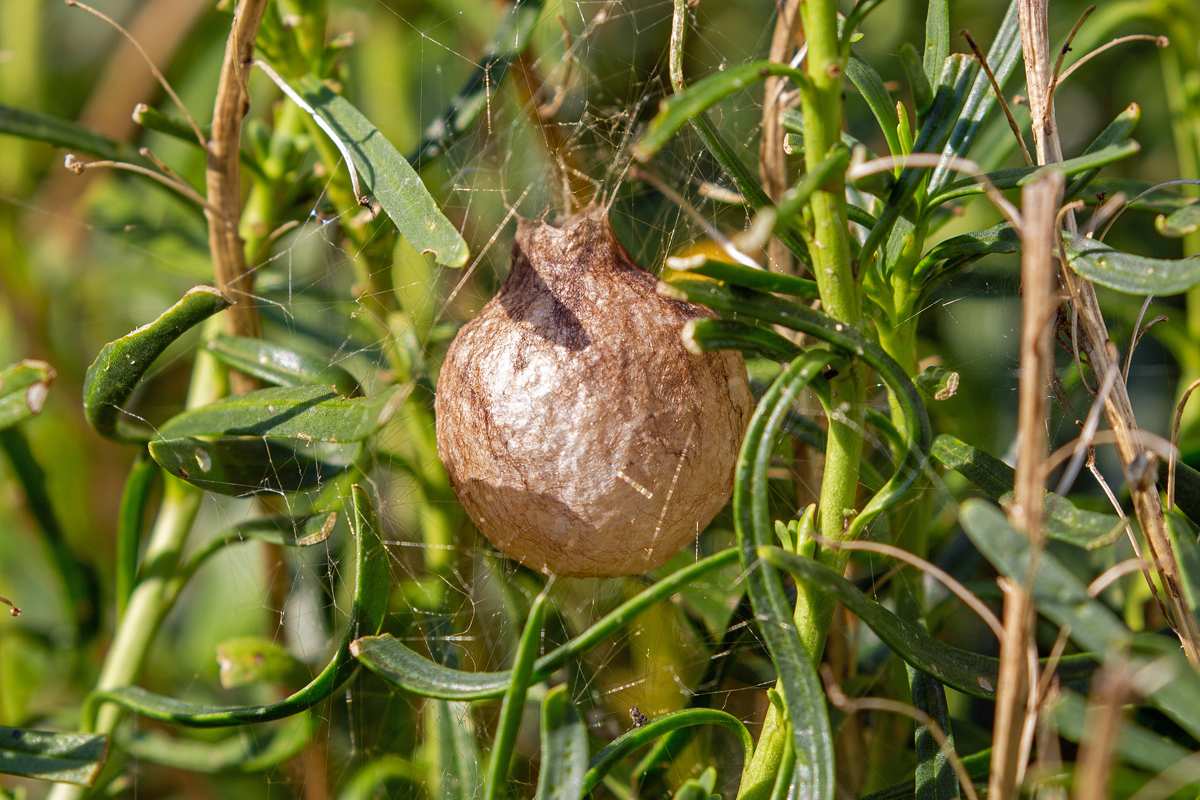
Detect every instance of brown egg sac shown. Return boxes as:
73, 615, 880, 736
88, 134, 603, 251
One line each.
435, 208, 753, 577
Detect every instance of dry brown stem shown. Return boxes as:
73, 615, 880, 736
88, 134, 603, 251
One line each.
988, 169, 1064, 800
1073, 662, 1134, 800
1018, 0, 1200, 668
760, 0, 803, 277
206, 0, 269, 394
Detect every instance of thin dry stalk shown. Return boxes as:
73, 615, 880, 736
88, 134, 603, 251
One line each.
1169, 379, 1200, 511
820, 666, 981, 800
759, 0, 803, 277
1073, 663, 1134, 800
1019, 0, 1200, 669
989, 169, 1064, 800
206, 0, 269, 394
811, 534, 1004, 641
961, 30, 1033, 167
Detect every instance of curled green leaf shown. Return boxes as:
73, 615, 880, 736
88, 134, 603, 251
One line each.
83, 286, 231, 443
159, 383, 409, 443
534, 687, 588, 800
351, 549, 740, 699
634, 62, 810, 161
0, 359, 55, 431
1156, 202, 1200, 238
123, 713, 314, 774
932, 434, 1124, 550
582, 709, 754, 795
206, 334, 360, 397
296, 75, 470, 267
0, 726, 108, 786
1066, 234, 1200, 295
216, 636, 311, 689
149, 436, 358, 495
91, 485, 388, 728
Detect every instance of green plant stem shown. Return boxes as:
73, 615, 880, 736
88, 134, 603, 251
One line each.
792, 0, 865, 664
482, 590, 548, 800
44, 341, 225, 800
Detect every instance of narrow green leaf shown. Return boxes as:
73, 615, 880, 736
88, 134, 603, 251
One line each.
216, 636, 311, 689
92, 485, 388, 727
425, 700, 481, 800
1052, 689, 1189, 773
0, 427, 102, 640
410, 0, 544, 165
861, 55, 981, 269
582, 709, 754, 795
483, 590, 549, 800
159, 383, 409, 443
775, 145, 853, 230
149, 436, 358, 495
533, 685, 587, 800
336, 756, 423, 800
1157, 202, 1200, 238
83, 286, 231, 443
929, 0, 1022, 192
633, 62, 810, 161
923, 0, 950, 88
1066, 233, 1200, 295
1172, 460, 1200, 528
858, 750, 991, 800
0, 726, 108, 786
123, 713, 314, 773
206, 334, 360, 397
131, 104, 264, 181
682, 318, 802, 363
0, 359, 55, 431
1063, 103, 1141, 201
758, 546, 1096, 699
845, 54, 903, 158
295, 75, 470, 268
665, 257, 818, 299
959, 499, 1200, 742
900, 43, 934, 119
932, 434, 1124, 549
929, 141, 1142, 207
661, 278, 931, 534
913, 223, 1020, 291
0, 103, 140, 164
735, 356, 838, 800
169, 512, 339, 602
116, 453, 158, 618
351, 549, 740, 699
911, 671, 958, 800
1165, 510, 1200, 620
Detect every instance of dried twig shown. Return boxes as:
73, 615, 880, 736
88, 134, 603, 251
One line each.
989, 169, 1063, 800
63, 154, 221, 216
1019, 0, 1200, 669
64, 0, 206, 147
205, 0, 270, 393
1056, 34, 1170, 88
760, 0, 803, 276
1073, 662, 1134, 800
811, 534, 1004, 641
962, 30, 1033, 167
1046, 5, 1095, 113
821, 666, 981, 800
1086, 453, 1176, 633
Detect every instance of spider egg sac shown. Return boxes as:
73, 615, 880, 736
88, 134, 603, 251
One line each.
434, 208, 753, 577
